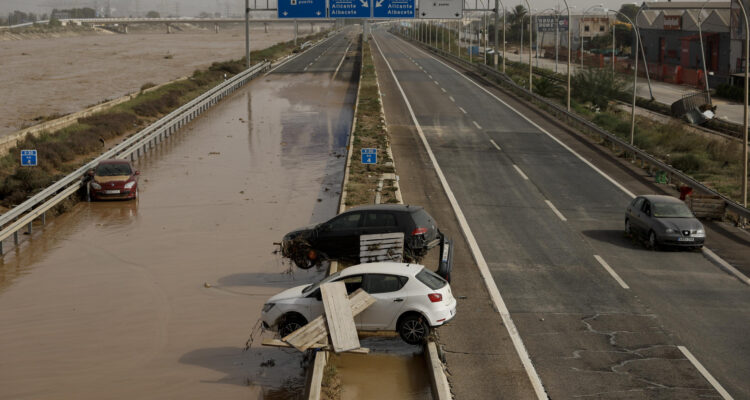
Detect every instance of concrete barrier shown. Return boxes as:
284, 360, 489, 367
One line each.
425, 341, 452, 400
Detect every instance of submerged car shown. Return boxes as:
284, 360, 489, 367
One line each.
261, 262, 457, 344
280, 204, 448, 270
87, 159, 139, 201
625, 195, 705, 249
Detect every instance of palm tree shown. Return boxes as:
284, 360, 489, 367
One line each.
509, 4, 527, 25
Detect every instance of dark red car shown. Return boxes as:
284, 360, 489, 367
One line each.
87, 159, 139, 201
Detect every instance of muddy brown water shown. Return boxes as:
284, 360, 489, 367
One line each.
0, 68, 352, 398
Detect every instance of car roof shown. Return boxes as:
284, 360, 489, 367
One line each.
638, 195, 684, 204
97, 159, 131, 165
346, 204, 423, 213
339, 262, 425, 277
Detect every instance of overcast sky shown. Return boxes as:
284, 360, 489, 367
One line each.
0, 0, 646, 18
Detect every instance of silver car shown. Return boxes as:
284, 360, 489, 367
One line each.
625, 195, 705, 250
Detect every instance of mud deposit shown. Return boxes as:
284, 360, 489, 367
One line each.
335, 337, 432, 400
0, 24, 321, 136
0, 66, 353, 398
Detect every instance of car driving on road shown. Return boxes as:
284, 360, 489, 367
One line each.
261, 262, 457, 344
86, 159, 140, 201
280, 204, 447, 269
625, 195, 705, 249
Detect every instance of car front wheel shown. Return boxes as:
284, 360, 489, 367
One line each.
398, 314, 430, 345
278, 313, 307, 338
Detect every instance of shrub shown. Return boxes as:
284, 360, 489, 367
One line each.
671, 153, 705, 173
572, 69, 626, 111
715, 83, 743, 102
140, 82, 156, 91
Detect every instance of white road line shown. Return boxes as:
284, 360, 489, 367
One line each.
490, 139, 501, 151
544, 200, 567, 221
679, 346, 734, 400
372, 34, 548, 400
449, 96, 455, 102
593, 255, 630, 289
512, 164, 529, 180
396, 34, 636, 199
304, 66, 308, 71
434, 80, 440, 85
332, 40, 353, 81
459, 107, 467, 114
428, 74, 433, 79
473, 121, 482, 130
441, 87, 447, 93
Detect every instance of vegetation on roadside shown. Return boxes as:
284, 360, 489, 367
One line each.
0, 31, 328, 210
344, 37, 399, 206
320, 355, 342, 400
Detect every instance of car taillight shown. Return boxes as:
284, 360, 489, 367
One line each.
412, 227, 428, 236
428, 293, 442, 303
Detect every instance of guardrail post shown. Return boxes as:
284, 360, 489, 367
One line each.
14, 231, 19, 245
0, 240, 3, 255
27, 222, 32, 235
41, 212, 46, 225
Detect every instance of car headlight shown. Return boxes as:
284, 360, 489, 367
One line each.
262, 303, 275, 313
90, 182, 101, 190
124, 181, 136, 189
694, 229, 705, 236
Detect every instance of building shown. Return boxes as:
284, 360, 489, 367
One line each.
637, 2, 732, 88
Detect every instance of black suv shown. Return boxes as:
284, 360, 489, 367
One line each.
280, 204, 451, 279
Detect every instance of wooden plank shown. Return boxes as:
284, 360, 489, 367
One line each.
261, 339, 370, 354
308, 351, 327, 400
349, 289, 376, 316
283, 316, 327, 351
360, 232, 405, 241
321, 282, 360, 353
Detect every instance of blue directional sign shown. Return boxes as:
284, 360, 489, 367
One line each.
278, 0, 326, 19
374, 0, 415, 18
21, 150, 37, 166
361, 148, 377, 164
330, 0, 371, 18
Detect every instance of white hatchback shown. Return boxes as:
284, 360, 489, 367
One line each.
261, 262, 457, 344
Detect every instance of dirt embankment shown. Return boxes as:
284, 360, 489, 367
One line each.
0, 23, 320, 137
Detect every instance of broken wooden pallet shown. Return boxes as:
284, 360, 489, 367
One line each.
281, 288, 375, 353
360, 232, 404, 262
321, 282, 360, 353
261, 339, 370, 354
687, 195, 725, 219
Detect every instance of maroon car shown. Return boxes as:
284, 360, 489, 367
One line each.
88, 159, 139, 201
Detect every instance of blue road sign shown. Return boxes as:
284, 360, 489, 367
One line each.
361, 148, 377, 164
330, 0, 371, 18
21, 150, 37, 166
374, 0, 415, 18
278, 0, 326, 19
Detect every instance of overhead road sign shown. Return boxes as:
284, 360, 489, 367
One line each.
419, 0, 462, 19
330, 0, 371, 18
278, 0, 326, 18
374, 0, 415, 18
21, 150, 37, 166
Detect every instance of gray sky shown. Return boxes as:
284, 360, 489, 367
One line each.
0, 0, 646, 18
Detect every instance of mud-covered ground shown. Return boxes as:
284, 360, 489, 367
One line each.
0, 23, 325, 136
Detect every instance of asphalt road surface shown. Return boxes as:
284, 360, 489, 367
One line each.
372, 28, 750, 399
0, 29, 357, 399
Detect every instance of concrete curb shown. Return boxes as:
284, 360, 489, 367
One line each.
338, 34, 364, 215
702, 247, 750, 286
425, 341, 452, 400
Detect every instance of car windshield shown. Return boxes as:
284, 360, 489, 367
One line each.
302, 271, 341, 294
96, 163, 132, 176
653, 202, 693, 218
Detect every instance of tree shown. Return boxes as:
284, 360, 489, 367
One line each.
146, 11, 160, 18
618, 4, 639, 23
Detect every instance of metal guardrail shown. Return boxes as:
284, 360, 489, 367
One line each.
0, 61, 271, 254
398, 33, 750, 222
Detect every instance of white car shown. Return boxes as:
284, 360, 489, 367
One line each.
261, 262, 457, 344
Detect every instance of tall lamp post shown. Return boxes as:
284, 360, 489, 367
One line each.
495, 0, 506, 71
697, 0, 713, 103
245, 0, 250, 68
737, 0, 749, 213
524, 0, 533, 91
562, 0, 571, 111
606, 9, 638, 145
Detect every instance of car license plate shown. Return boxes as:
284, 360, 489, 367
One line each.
677, 237, 695, 242
104, 190, 120, 194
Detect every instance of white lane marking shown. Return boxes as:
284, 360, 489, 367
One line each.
434, 80, 440, 86
304, 66, 308, 71
459, 107, 467, 114
702, 247, 750, 286
679, 346, 734, 400
332, 40, 353, 81
428, 74, 433, 79
490, 139, 501, 151
264, 33, 338, 76
449, 96, 455, 102
513, 164, 529, 180
396, 34, 636, 199
544, 200, 567, 221
441, 87, 447, 93
473, 120, 482, 130
593, 255, 630, 289
372, 34, 548, 400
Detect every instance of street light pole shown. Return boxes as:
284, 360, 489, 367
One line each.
697, 0, 712, 103
524, 0, 532, 91
245, 0, 250, 68
607, 10, 638, 145
563, 0, 570, 111
737, 0, 749, 213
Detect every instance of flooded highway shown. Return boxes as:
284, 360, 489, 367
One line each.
0, 32, 357, 399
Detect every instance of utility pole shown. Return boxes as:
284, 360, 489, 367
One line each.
245, 0, 250, 68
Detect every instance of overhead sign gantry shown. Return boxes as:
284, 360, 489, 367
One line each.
278, 0, 458, 19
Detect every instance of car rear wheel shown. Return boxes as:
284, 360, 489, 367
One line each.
397, 314, 430, 345
278, 313, 307, 338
